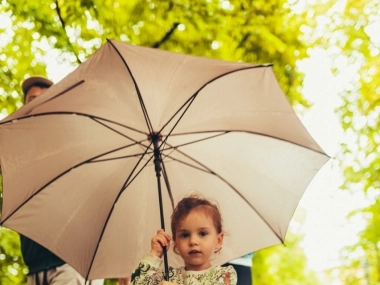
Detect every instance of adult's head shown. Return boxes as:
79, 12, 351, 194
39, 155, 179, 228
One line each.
22, 76, 53, 104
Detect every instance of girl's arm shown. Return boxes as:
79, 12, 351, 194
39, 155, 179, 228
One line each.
131, 230, 172, 285
131, 253, 165, 285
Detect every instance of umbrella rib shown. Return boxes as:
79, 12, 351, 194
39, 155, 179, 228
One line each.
165, 130, 327, 156
160, 156, 175, 210
118, 141, 153, 194
107, 39, 154, 134
0, 142, 146, 225
89, 143, 155, 163
0, 80, 86, 125
88, 116, 147, 136
1, 112, 148, 138
85, 142, 154, 280
43, 80, 85, 103
122, 152, 155, 190
2, 140, 154, 280
162, 132, 229, 151
162, 145, 284, 243
88, 153, 148, 163
160, 153, 211, 174
157, 64, 273, 137
158, 92, 198, 136
155, 93, 198, 158
91, 117, 149, 144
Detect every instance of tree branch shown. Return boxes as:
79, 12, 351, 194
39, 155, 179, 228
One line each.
55, 0, 82, 64
152, 23, 180, 49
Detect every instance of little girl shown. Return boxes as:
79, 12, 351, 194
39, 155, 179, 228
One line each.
131, 195, 237, 285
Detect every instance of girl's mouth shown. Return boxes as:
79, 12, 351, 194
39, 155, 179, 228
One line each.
189, 250, 201, 254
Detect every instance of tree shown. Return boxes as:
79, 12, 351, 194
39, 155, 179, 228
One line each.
0, 229, 26, 285
338, 201, 380, 284
0, 0, 312, 113
251, 207, 323, 285
311, 0, 380, 284
252, 233, 322, 285
0, 0, 314, 283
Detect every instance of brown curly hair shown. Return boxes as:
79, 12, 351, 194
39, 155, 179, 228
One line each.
170, 194, 223, 242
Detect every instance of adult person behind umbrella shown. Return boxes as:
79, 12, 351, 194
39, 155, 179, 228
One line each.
224, 253, 253, 285
19, 75, 104, 285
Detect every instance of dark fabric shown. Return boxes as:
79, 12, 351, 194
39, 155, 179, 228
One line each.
224, 263, 252, 285
20, 234, 65, 275
43, 269, 48, 285
35, 273, 40, 285
33, 269, 50, 285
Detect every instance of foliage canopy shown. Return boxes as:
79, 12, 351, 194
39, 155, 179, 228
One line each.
313, 0, 380, 283
0, 0, 327, 284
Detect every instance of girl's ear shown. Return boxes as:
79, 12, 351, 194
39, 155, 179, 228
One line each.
216, 232, 224, 248
173, 243, 180, 255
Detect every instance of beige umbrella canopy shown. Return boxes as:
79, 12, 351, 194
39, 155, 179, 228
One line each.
0, 40, 329, 280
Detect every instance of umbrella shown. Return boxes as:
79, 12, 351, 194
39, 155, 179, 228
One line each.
0, 39, 329, 280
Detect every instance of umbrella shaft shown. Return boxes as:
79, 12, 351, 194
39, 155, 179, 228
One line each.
152, 135, 169, 280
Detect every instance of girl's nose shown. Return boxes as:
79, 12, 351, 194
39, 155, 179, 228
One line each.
189, 235, 199, 245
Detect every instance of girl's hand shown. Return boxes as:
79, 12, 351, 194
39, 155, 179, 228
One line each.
150, 229, 171, 258
159, 282, 178, 285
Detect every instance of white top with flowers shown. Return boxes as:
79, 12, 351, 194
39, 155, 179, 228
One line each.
131, 253, 237, 285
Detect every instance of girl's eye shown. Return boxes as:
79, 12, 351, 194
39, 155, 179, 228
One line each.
180, 232, 189, 238
199, 231, 208, 237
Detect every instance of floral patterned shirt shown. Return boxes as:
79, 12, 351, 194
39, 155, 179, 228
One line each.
131, 253, 237, 285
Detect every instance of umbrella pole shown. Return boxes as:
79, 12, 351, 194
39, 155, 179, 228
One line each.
152, 133, 170, 281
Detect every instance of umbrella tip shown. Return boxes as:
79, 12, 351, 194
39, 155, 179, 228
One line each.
148, 132, 162, 142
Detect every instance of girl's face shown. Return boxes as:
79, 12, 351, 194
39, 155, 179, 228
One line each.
174, 209, 223, 271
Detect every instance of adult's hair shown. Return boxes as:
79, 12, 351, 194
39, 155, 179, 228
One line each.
170, 194, 223, 241
21, 76, 53, 103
